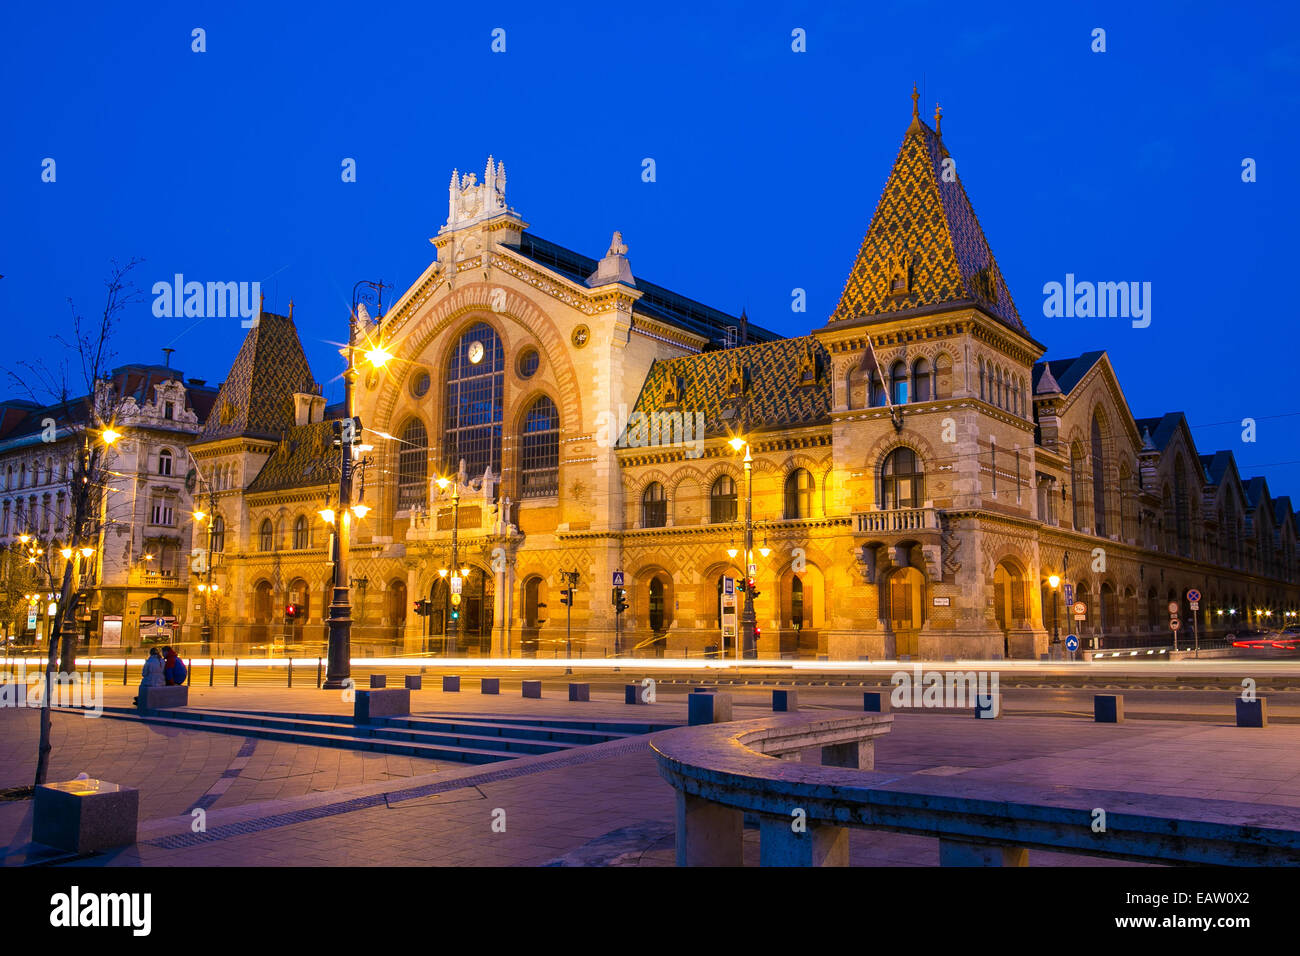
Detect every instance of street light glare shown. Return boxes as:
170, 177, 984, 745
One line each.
319, 507, 336, 524
102, 428, 121, 445
1048, 574, 1061, 589
352, 503, 371, 519
728, 437, 746, 451
364, 346, 393, 369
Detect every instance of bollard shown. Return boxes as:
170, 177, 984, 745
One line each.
316, 658, 322, 689
443, 675, 460, 692
864, 692, 889, 713
772, 689, 798, 712
522, 680, 542, 699
688, 692, 733, 726
187, 659, 193, 686
288, 658, 293, 688
568, 683, 590, 702
210, 658, 215, 687
369, 674, 387, 688
404, 675, 422, 690
481, 677, 500, 695
234, 658, 239, 687
1235, 697, 1268, 727
122, 658, 127, 686
1094, 694, 1124, 723
625, 684, 643, 705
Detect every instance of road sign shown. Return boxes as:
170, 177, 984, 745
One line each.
1072, 602, 1086, 616
612, 570, 625, 587
27, 607, 37, 630
723, 576, 734, 596
1063, 584, 1074, 605
1170, 618, 1180, 630
1167, 602, 1179, 615
451, 593, 461, 606
154, 617, 167, 629
747, 563, 758, 577
1187, 589, 1201, 603
1189, 601, 1199, 611
450, 576, 463, 595
1065, 635, 1079, 652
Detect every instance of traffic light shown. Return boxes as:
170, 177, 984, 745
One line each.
450, 608, 460, 622
746, 577, 761, 600
612, 586, 628, 614
331, 415, 364, 447
412, 599, 430, 617
559, 588, 572, 607
285, 603, 298, 620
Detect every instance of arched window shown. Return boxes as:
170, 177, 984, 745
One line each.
978, 357, 986, 401
890, 360, 908, 405
791, 576, 804, 629
211, 515, 225, 552
1174, 456, 1191, 556
519, 396, 560, 498
397, 418, 428, 510
1091, 412, 1107, 537
869, 370, 886, 407
259, 518, 274, 552
642, 482, 667, 528
784, 469, 813, 519
158, 449, 173, 476
881, 447, 923, 509
443, 322, 504, 478
912, 357, 932, 402
293, 515, 309, 549
710, 475, 737, 523
649, 577, 666, 632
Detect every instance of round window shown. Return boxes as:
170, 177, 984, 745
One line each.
517, 348, 540, 379
410, 370, 431, 398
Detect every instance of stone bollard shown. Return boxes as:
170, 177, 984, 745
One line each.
772, 689, 798, 712
1235, 697, 1268, 727
404, 675, 422, 691
625, 684, 644, 704
568, 683, 590, 702
354, 688, 410, 724
442, 675, 460, 692
481, 678, 500, 695
522, 680, 542, 699
1094, 694, 1124, 723
369, 674, 387, 688
34, 779, 139, 853
688, 692, 733, 726
864, 692, 890, 713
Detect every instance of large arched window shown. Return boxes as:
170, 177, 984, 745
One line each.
880, 447, 924, 509
1091, 412, 1107, 537
443, 322, 504, 477
293, 515, 309, 549
709, 475, 737, 523
158, 449, 173, 476
211, 515, 226, 552
784, 469, 813, 519
258, 518, 274, 552
642, 482, 667, 528
397, 418, 428, 510
519, 396, 560, 498
912, 357, 932, 402
890, 360, 908, 405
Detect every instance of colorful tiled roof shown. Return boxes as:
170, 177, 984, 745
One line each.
198, 312, 320, 443
246, 420, 339, 494
624, 336, 831, 442
830, 95, 1023, 334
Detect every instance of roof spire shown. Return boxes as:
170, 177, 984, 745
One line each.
934, 102, 942, 136
288, 299, 294, 320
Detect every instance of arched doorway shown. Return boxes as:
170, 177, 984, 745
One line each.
521, 575, 547, 657
287, 578, 309, 646
428, 567, 494, 656
385, 580, 407, 643
887, 566, 925, 657
993, 560, 1027, 657
252, 580, 274, 644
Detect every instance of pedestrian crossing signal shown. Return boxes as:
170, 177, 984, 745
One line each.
612, 586, 628, 614
560, 588, 572, 607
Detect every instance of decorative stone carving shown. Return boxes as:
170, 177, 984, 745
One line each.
939, 515, 962, 575
443, 157, 509, 232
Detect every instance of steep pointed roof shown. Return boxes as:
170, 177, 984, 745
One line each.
198, 312, 320, 443
830, 91, 1024, 334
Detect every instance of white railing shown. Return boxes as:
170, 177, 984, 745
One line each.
854, 507, 938, 534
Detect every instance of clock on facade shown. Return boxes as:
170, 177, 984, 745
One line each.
467, 340, 485, 364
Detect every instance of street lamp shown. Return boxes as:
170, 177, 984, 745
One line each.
323, 279, 389, 689
1048, 573, 1060, 646
435, 465, 470, 656
728, 436, 758, 659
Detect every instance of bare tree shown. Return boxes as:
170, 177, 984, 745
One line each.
4, 258, 144, 785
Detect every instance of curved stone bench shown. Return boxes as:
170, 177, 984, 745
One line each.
651, 713, 1300, 867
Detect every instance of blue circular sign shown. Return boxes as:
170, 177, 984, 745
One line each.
1065, 635, 1080, 652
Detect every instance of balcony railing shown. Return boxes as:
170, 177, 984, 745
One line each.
854, 507, 938, 534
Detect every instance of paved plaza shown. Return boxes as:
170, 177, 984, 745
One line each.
4, 680, 1300, 867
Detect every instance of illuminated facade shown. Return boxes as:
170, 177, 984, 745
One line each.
186, 99, 1300, 659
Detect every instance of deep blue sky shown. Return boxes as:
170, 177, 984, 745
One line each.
2, 2, 1297, 492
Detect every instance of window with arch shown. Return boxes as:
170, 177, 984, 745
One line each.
881, 446, 924, 509
443, 322, 504, 478
258, 518, 274, 552
889, 360, 908, 405
709, 475, 737, 523
211, 514, 226, 552
869, 370, 886, 407
642, 482, 667, 528
1091, 412, 1107, 536
293, 515, 309, 549
519, 396, 560, 499
158, 448, 173, 476
784, 468, 813, 519
397, 418, 428, 510
791, 575, 805, 629
912, 357, 932, 402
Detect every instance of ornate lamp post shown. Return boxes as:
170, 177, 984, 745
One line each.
726, 437, 769, 660
435, 463, 471, 656
1048, 573, 1060, 646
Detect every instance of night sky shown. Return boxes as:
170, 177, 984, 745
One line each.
2, 1, 1296, 491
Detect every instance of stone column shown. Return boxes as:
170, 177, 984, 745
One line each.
758, 814, 849, 867
675, 791, 742, 866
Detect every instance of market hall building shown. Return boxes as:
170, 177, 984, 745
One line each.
181, 96, 1300, 660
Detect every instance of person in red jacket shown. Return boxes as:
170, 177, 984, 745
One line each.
161, 646, 188, 686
